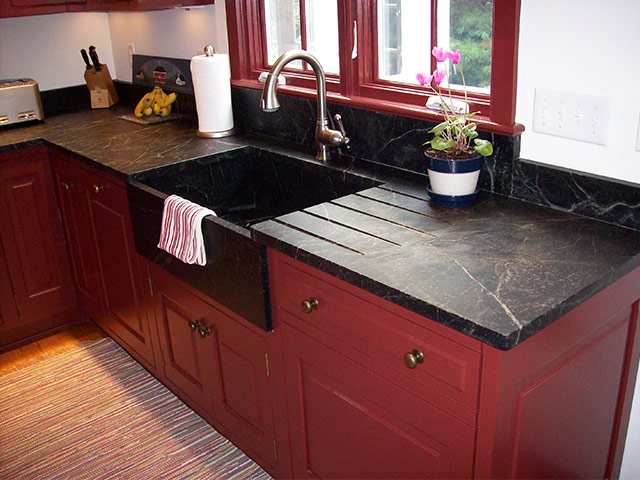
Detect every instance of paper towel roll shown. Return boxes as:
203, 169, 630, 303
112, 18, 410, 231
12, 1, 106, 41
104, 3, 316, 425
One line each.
190, 53, 234, 137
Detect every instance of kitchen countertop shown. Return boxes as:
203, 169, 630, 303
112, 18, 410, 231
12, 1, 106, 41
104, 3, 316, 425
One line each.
3, 107, 640, 350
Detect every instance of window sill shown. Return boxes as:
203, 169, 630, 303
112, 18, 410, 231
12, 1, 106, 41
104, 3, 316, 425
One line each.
232, 79, 525, 137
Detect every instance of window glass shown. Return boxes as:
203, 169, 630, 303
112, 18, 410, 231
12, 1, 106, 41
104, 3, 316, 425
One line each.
264, 0, 339, 75
305, 0, 340, 74
265, 0, 302, 68
378, 0, 431, 84
438, 0, 493, 92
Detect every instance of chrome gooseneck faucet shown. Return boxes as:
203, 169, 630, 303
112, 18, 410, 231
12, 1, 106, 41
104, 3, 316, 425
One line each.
260, 49, 350, 162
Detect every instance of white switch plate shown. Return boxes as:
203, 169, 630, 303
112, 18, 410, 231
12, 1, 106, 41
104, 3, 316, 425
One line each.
533, 87, 612, 145
127, 43, 135, 67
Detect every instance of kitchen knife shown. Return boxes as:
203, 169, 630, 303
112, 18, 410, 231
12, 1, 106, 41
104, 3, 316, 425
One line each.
80, 49, 92, 70
88, 46, 102, 72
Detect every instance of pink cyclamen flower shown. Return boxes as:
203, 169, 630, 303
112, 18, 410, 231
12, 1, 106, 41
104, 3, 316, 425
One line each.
416, 72, 433, 86
432, 69, 447, 86
432, 46, 448, 63
446, 48, 461, 64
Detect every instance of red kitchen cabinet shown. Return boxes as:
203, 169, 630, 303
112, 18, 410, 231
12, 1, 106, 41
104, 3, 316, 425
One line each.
77, 165, 158, 371
0, 0, 211, 16
0, 0, 68, 17
0, 147, 77, 347
147, 263, 285, 477
0, 237, 19, 330
50, 152, 103, 322
86, 0, 212, 11
150, 264, 220, 415
269, 250, 477, 479
269, 249, 640, 480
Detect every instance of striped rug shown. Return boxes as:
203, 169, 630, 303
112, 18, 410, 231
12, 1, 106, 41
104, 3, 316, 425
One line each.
0, 338, 272, 480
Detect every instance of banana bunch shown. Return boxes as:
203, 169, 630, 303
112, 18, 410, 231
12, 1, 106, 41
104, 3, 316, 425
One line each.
134, 86, 177, 118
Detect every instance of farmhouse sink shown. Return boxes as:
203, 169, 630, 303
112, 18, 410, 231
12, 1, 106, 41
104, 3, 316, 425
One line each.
127, 146, 379, 330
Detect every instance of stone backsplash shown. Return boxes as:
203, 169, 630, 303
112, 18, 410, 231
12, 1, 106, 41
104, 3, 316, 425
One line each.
231, 86, 639, 231
39, 82, 639, 231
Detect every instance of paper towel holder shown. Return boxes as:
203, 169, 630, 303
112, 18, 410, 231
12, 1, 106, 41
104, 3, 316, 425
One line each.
195, 44, 236, 139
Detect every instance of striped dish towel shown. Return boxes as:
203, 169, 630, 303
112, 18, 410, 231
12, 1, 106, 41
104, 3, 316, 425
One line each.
157, 195, 216, 266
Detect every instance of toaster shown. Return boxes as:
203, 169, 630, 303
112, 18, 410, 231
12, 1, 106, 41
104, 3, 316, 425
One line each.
0, 78, 45, 127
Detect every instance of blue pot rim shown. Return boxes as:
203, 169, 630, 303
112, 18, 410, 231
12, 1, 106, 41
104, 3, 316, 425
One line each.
426, 185, 479, 207
425, 152, 484, 174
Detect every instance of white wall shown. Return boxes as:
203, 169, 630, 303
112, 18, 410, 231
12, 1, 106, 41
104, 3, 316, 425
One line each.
1, 2, 640, 477
516, 0, 640, 185
107, 3, 228, 82
0, 12, 114, 91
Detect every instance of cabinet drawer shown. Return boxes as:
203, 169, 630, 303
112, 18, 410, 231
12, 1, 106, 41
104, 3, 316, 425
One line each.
272, 252, 481, 420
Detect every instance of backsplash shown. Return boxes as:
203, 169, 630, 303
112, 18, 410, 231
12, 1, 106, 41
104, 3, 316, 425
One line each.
232, 86, 518, 196
39, 83, 639, 231
511, 160, 640, 231
231, 86, 640, 231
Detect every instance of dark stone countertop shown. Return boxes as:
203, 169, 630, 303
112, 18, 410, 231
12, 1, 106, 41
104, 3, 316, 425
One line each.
0, 106, 248, 180
3, 107, 640, 350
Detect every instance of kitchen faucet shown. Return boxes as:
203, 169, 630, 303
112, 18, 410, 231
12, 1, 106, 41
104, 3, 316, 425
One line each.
260, 50, 350, 162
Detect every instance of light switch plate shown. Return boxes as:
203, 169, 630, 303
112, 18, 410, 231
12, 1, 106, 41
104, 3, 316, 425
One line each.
533, 87, 612, 145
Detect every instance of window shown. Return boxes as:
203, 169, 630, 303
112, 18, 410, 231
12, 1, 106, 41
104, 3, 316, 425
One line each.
226, 0, 522, 134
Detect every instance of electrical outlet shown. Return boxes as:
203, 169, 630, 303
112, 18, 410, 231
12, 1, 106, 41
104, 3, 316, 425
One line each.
127, 43, 135, 67
533, 87, 612, 145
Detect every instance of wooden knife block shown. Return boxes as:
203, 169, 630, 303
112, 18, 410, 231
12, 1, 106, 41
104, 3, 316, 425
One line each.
84, 64, 118, 109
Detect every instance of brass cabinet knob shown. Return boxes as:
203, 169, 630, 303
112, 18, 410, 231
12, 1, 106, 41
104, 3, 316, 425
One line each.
301, 297, 319, 314
63, 182, 74, 191
198, 326, 211, 338
403, 349, 425, 369
188, 320, 201, 332
93, 184, 104, 194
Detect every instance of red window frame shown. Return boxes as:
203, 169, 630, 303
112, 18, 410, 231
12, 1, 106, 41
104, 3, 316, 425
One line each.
225, 0, 523, 136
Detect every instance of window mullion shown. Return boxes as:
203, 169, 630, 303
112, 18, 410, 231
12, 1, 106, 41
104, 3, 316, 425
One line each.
299, 0, 308, 72
337, 0, 356, 98
430, 0, 438, 74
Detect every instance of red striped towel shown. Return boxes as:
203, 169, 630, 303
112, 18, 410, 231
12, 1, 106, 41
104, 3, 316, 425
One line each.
157, 195, 216, 266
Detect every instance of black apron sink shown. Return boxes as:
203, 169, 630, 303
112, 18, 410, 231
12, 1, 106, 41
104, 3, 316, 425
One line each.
127, 146, 378, 330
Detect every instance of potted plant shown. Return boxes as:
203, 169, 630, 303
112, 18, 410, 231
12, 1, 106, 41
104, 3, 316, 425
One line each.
417, 46, 493, 207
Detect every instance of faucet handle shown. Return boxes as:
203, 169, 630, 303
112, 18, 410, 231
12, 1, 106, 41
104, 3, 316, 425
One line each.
333, 114, 350, 146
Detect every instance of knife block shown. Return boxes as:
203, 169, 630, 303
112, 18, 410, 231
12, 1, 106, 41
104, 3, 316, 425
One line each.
84, 64, 118, 109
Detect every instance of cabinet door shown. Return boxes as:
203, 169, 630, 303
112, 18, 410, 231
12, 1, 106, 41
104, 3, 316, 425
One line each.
50, 154, 104, 321
0, 0, 66, 16
281, 316, 475, 480
0, 237, 19, 329
151, 269, 220, 415
149, 265, 278, 469
79, 167, 155, 367
0, 153, 75, 319
214, 312, 276, 468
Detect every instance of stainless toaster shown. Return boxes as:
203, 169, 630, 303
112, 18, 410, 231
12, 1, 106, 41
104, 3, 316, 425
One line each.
0, 78, 45, 127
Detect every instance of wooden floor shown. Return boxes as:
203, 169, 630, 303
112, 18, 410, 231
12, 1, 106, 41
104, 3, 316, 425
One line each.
0, 321, 108, 376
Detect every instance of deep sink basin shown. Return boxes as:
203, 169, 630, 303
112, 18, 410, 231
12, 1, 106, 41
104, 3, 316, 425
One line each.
127, 146, 379, 330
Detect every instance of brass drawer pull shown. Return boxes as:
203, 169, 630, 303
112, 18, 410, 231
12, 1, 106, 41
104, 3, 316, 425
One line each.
93, 184, 104, 194
301, 297, 319, 314
198, 326, 211, 338
403, 349, 424, 369
188, 320, 201, 332
63, 182, 74, 191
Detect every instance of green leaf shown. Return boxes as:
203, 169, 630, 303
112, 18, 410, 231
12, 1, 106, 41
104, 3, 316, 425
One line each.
464, 130, 479, 139
474, 138, 493, 157
431, 137, 455, 151
428, 122, 449, 134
